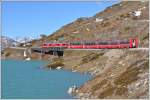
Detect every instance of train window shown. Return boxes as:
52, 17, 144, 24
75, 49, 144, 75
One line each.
56, 44, 60, 46
120, 40, 129, 44
62, 43, 67, 45
49, 44, 52, 46
71, 42, 81, 45
91, 42, 95, 45
84, 42, 96, 45
84, 42, 90, 45
110, 41, 118, 45
132, 39, 136, 47
98, 41, 108, 45
43, 44, 47, 46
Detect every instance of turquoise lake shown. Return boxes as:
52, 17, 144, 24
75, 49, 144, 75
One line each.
1, 59, 92, 99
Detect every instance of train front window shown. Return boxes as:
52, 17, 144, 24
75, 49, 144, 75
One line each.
132, 39, 136, 47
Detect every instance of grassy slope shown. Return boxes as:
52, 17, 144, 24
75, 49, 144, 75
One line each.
31, 1, 149, 47
3, 1, 149, 99
43, 1, 148, 99
44, 1, 149, 98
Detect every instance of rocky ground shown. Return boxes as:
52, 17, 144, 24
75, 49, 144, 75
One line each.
69, 49, 149, 99
31, 1, 149, 48
2, 48, 149, 99
2, 1, 149, 99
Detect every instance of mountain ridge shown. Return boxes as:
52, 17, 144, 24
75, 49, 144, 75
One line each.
1, 35, 19, 50
31, 1, 148, 48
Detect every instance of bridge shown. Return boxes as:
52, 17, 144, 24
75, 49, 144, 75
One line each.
31, 47, 64, 57
66, 48, 149, 51
8, 47, 149, 57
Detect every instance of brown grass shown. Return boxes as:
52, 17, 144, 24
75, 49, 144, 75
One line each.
114, 59, 148, 96
114, 66, 140, 86
5, 52, 11, 57
120, 13, 130, 18
98, 84, 115, 98
92, 79, 107, 92
124, 26, 130, 31
142, 33, 149, 40
46, 61, 64, 69
142, 60, 149, 70
52, 58, 64, 62
81, 52, 104, 65
101, 22, 110, 27
116, 86, 128, 96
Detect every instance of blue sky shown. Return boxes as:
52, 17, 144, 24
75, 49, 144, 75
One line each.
2, 1, 120, 39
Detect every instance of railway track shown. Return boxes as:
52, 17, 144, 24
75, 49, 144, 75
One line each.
66, 48, 149, 51
9, 47, 149, 51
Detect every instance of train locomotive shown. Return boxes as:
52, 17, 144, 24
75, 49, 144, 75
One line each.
42, 38, 138, 49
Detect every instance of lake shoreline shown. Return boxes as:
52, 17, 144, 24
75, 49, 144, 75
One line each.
2, 59, 92, 99
2, 48, 149, 99
1, 53, 95, 99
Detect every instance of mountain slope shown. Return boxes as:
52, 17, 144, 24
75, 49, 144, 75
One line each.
32, 1, 149, 48
3, 1, 149, 99
37, 1, 148, 99
1, 35, 19, 50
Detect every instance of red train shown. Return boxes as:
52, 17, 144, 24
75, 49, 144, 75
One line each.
42, 38, 138, 49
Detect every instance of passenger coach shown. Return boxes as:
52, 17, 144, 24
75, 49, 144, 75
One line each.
42, 38, 138, 49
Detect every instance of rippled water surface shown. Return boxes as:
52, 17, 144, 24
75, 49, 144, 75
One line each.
2, 59, 91, 99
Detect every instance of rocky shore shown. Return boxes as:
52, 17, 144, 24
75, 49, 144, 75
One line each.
2, 48, 149, 99
69, 49, 149, 99
1, 1, 149, 99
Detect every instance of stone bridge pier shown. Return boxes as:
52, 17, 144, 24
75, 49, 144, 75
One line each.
31, 47, 64, 57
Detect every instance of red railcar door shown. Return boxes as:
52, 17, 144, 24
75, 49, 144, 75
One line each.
129, 38, 138, 48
